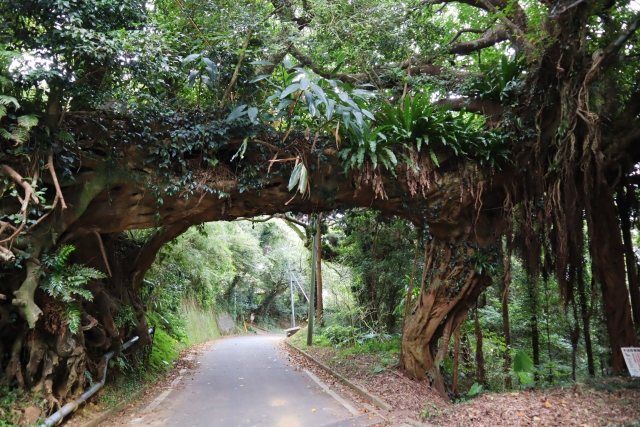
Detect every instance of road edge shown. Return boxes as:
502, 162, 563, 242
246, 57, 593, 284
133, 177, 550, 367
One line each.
284, 340, 392, 412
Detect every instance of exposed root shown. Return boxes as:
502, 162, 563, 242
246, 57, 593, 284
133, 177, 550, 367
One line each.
12, 254, 44, 329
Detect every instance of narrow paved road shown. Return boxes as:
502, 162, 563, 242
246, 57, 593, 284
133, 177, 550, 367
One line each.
112, 334, 365, 427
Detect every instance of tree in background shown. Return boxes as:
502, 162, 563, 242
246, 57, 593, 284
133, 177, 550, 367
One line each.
337, 210, 417, 333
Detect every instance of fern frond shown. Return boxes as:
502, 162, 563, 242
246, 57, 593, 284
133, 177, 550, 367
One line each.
0, 95, 19, 108
17, 114, 38, 130
65, 303, 82, 334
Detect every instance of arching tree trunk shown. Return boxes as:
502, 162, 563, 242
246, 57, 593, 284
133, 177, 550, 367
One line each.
400, 238, 494, 396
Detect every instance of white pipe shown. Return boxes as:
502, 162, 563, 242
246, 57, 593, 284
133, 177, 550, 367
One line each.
41, 328, 154, 426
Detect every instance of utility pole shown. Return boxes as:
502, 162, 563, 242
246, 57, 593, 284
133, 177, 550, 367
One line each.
289, 271, 296, 328
307, 215, 317, 346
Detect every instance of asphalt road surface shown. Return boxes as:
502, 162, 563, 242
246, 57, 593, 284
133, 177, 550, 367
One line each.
114, 334, 366, 427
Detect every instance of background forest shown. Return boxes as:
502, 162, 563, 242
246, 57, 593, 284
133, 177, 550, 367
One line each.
145, 207, 638, 398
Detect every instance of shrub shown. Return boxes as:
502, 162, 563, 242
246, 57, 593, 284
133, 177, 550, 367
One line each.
320, 324, 359, 346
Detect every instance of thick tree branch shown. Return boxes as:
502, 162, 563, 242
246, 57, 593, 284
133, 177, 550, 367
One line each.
595, 12, 640, 72
449, 26, 509, 54
449, 28, 487, 44
435, 97, 504, 119
421, 0, 507, 12
289, 45, 363, 84
289, 45, 476, 87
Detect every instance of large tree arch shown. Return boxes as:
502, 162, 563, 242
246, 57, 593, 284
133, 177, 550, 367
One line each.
0, 114, 507, 401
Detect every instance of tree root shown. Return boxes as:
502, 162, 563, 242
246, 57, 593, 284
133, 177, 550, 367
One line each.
12, 256, 43, 329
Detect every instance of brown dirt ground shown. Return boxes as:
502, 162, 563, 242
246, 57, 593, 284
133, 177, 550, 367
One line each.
286, 341, 640, 426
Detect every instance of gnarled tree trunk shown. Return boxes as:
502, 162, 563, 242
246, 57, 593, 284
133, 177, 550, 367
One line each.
401, 237, 495, 395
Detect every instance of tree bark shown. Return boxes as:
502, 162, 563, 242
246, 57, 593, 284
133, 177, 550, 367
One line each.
616, 185, 640, 327
527, 274, 541, 381
500, 235, 513, 388
452, 323, 461, 395
588, 184, 639, 372
570, 287, 580, 381
401, 238, 493, 396
474, 303, 487, 386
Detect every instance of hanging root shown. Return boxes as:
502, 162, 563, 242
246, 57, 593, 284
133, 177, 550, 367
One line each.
47, 152, 68, 210
93, 231, 112, 277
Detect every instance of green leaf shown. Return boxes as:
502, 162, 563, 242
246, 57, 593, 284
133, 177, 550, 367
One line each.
288, 162, 303, 191
429, 150, 440, 167
297, 164, 308, 194
309, 82, 327, 105
280, 83, 301, 99
384, 148, 397, 166
57, 130, 74, 144
182, 53, 201, 65
326, 99, 335, 120
226, 105, 247, 122
467, 382, 483, 397
299, 76, 310, 90
247, 107, 258, 123
249, 74, 270, 83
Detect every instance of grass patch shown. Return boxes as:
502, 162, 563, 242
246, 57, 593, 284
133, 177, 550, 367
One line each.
339, 336, 401, 357
288, 326, 332, 349
148, 326, 184, 372
0, 385, 46, 426
97, 369, 156, 408
181, 300, 220, 345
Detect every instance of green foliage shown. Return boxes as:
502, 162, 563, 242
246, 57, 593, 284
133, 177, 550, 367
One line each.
0, 95, 37, 145
513, 350, 535, 386
467, 382, 484, 398
0, 384, 45, 426
339, 334, 401, 357
181, 300, 220, 345
374, 94, 510, 169
321, 324, 360, 346
115, 304, 138, 329
40, 245, 106, 333
337, 210, 416, 333
420, 402, 442, 420
65, 304, 83, 335
147, 325, 183, 372
40, 245, 105, 303
464, 55, 524, 102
